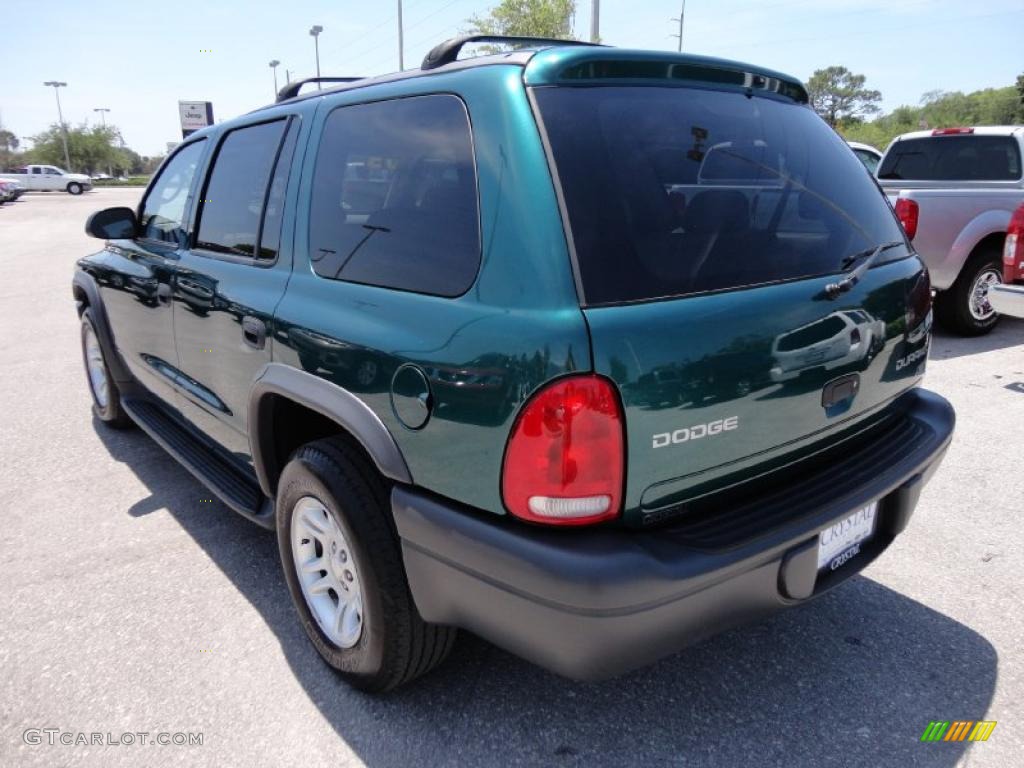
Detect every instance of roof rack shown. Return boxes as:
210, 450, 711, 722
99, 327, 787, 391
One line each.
276, 76, 365, 103
421, 34, 601, 71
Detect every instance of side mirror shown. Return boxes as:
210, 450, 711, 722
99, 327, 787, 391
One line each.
86, 207, 138, 240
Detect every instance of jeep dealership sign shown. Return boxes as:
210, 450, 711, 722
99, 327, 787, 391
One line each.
178, 101, 214, 138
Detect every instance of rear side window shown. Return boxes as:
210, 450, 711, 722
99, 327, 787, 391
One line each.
534, 86, 907, 306
196, 120, 288, 259
878, 136, 1022, 181
140, 140, 206, 245
309, 95, 480, 297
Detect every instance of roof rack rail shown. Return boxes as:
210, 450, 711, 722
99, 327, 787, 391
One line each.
276, 76, 365, 103
421, 34, 601, 71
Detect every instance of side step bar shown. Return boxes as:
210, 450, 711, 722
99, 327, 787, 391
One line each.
122, 398, 274, 529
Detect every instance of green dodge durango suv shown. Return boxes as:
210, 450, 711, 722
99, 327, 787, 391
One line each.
74, 36, 955, 691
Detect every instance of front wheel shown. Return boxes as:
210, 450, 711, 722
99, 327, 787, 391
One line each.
934, 248, 1002, 336
67, 182, 83, 195
276, 437, 456, 692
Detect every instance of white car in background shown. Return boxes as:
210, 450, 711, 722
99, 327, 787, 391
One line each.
847, 141, 883, 174
770, 309, 887, 383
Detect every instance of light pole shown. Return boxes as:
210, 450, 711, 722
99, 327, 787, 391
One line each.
309, 25, 323, 88
397, 0, 405, 70
94, 107, 112, 177
269, 59, 281, 98
590, 0, 600, 43
671, 1, 687, 52
43, 81, 72, 171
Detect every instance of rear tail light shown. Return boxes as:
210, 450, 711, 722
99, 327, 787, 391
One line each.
906, 269, 933, 342
502, 374, 624, 526
931, 127, 974, 135
895, 198, 919, 240
1004, 204, 1024, 283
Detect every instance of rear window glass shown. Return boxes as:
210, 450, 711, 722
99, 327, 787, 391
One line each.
534, 86, 907, 306
309, 95, 480, 297
878, 135, 1022, 182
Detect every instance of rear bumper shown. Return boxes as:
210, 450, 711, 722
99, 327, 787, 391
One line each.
393, 387, 954, 681
991, 284, 1024, 319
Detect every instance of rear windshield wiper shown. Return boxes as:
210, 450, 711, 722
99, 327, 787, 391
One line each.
825, 241, 905, 299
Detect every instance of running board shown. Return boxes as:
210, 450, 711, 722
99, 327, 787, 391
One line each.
122, 398, 274, 529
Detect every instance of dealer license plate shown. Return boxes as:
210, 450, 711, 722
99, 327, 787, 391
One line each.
817, 502, 878, 571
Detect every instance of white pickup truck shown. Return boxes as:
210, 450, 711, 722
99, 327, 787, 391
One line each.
0, 164, 93, 195
877, 126, 1024, 335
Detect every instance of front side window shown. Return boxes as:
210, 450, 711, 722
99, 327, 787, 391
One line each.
879, 135, 1022, 181
309, 94, 480, 297
535, 86, 907, 305
195, 120, 288, 259
140, 140, 206, 244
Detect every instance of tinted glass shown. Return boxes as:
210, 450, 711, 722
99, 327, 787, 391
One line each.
853, 149, 880, 174
140, 140, 205, 244
257, 119, 300, 260
309, 95, 480, 297
196, 120, 287, 258
535, 86, 907, 306
878, 135, 1022, 181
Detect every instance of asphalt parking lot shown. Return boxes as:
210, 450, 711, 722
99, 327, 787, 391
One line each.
1, 188, 1023, 767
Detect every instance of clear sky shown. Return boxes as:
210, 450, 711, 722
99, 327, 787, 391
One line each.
1, 0, 1021, 157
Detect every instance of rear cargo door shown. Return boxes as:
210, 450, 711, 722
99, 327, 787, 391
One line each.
533, 82, 933, 520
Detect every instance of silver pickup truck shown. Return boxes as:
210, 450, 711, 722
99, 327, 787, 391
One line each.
877, 126, 1024, 335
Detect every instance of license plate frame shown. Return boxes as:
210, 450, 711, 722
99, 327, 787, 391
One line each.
817, 502, 878, 571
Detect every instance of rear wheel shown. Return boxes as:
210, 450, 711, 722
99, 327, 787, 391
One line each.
934, 248, 1002, 336
67, 182, 83, 195
80, 309, 133, 428
276, 437, 456, 691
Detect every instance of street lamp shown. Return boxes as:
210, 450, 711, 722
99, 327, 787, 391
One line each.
309, 25, 323, 89
269, 60, 281, 98
43, 81, 72, 171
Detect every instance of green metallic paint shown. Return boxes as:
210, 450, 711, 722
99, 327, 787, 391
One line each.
523, 47, 808, 103
586, 256, 930, 526
271, 65, 589, 515
78, 54, 932, 530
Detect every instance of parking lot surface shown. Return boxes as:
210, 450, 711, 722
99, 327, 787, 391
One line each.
1, 189, 1022, 767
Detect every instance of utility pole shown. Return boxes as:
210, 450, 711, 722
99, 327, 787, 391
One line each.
285, 69, 291, 84
94, 107, 112, 177
397, 0, 405, 70
309, 25, 323, 88
269, 59, 281, 98
671, 1, 686, 52
590, 0, 600, 43
43, 81, 72, 171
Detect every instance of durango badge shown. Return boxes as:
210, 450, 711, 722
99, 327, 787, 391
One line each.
653, 417, 739, 449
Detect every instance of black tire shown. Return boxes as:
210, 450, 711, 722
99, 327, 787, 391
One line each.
934, 247, 1003, 337
67, 182, 83, 195
80, 309, 133, 428
276, 437, 456, 692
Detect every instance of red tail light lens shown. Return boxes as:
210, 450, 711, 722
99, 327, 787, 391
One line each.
895, 198, 919, 240
502, 374, 624, 526
931, 127, 974, 135
1004, 204, 1024, 283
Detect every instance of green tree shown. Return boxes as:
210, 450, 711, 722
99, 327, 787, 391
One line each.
467, 0, 576, 42
27, 123, 124, 174
806, 66, 882, 128
0, 128, 21, 171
